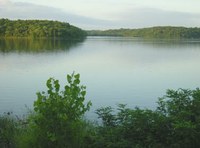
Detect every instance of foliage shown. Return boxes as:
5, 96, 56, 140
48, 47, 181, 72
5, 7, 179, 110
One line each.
0, 112, 17, 148
29, 73, 92, 148
5, 73, 92, 148
87, 26, 200, 39
1, 73, 200, 147
157, 88, 200, 147
93, 105, 168, 148
30, 86, 200, 148
92, 88, 200, 148
0, 18, 86, 39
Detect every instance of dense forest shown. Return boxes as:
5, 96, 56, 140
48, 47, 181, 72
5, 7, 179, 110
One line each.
1, 19, 200, 39
87, 26, 200, 39
1, 73, 200, 148
0, 19, 86, 39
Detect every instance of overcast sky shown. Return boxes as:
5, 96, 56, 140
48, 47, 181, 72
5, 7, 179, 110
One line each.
1, 0, 200, 29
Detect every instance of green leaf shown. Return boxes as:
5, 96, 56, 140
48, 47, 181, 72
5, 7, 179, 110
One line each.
54, 80, 60, 92
67, 75, 72, 83
74, 79, 80, 85
81, 91, 86, 97
74, 73, 80, 79
46, 78, 53, 90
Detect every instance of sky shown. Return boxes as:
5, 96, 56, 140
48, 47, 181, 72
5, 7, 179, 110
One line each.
0, 0, 200, 29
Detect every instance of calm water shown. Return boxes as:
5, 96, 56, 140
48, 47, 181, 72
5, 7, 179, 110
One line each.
0, 37, 200, 117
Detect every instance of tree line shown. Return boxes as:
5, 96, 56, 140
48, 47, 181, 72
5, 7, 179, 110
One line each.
2, 19, 199, 39
1, 73, 200, 148
0, 19, 86, 39
87, 26, 200, 39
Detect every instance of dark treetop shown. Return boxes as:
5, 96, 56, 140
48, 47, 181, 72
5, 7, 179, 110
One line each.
87, 26, 200, 39
0, 18, 86, 39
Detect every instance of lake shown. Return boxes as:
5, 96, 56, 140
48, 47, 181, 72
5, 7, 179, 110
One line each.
0, 36, 200, 118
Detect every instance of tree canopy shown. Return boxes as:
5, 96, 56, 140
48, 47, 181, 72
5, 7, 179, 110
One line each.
87, 26, 200, 39
0, 19, 86, 39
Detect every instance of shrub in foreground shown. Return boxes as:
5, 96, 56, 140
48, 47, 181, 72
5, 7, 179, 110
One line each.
0, 112, 17, 148
1, 73, 200, 148
26, 73, 92, 148
93, 88, 200, 148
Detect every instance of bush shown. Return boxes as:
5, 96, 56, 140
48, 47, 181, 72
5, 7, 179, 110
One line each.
1, 72, 200, 148
94, 105, 167, 148
0, 112, 17, 148
29, 73, 92, 148
157, 88, 200, 147
94, 88, 200, 148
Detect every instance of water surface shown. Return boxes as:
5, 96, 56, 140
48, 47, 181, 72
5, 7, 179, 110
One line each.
0, 37, 200, 117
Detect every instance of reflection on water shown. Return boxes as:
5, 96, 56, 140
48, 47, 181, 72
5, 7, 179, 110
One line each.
138, 39, 200, 49
89, 36, 200, 49
0, 38, 85, 53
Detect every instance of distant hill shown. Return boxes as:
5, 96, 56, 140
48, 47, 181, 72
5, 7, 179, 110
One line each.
0, 19, 86, 39
87, 26, 200, 39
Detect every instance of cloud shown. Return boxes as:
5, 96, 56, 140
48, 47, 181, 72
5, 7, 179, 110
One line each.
113, 8, 200, 28
0, 0, 11, 5
0, 0, 114, 29
0, 0, 200, 29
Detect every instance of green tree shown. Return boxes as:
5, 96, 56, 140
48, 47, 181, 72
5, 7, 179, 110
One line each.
31, 73, 92, 148
93, 88, 200, 148
0, 19, 86, 39
157, 88, 200, 147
